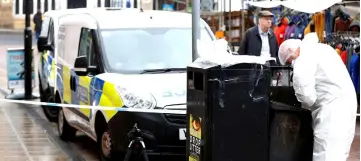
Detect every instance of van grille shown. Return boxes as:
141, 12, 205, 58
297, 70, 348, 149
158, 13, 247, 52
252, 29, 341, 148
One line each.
164, 114, 186, 125
163, 104, 186, 124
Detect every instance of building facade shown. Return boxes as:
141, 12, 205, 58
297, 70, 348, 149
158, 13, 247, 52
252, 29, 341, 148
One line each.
1, 0, 151, 30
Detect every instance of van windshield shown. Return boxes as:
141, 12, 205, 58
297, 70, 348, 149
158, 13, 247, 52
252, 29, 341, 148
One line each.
100, 27, 214, 73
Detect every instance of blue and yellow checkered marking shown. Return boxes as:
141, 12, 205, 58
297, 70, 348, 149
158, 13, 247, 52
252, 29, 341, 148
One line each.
42, 51, 56, 81
55, 63, 123, 121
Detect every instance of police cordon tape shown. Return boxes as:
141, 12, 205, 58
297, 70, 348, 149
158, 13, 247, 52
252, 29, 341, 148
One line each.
0, 99, 186, 115
0, 99, 359, 116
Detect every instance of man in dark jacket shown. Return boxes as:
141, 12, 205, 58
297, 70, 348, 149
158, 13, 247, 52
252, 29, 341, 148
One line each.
237, 10, 279, 65
33, 10, 43, 40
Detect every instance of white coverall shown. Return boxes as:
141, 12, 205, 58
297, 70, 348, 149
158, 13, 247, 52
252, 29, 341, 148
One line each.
280, 37, 358, 161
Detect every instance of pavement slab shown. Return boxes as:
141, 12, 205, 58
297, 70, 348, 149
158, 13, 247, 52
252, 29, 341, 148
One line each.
0, 104, 70, 161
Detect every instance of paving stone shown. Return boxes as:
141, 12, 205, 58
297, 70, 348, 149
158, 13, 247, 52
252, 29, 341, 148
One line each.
32, 155, 69, 161
0, 105, 69, 161
3, 156, 31, 161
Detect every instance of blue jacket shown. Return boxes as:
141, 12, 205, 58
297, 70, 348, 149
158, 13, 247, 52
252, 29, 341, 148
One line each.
350, 53, 360, 94
324, 9, 333, 41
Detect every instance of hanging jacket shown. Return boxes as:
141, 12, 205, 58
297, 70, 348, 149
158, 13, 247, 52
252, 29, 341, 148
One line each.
314, 12, 325, 43
274, 17, 288, 46
347, 46, 354, 71
334, 17, 352, 32
304, 23, 311, 36
341, 50, 347, 65
324, 9, 333, 41
350, 53, 360, 94
294, 24, 306, 40
284, 24, 297, 40
335, 48, 342, 56
349, 14, 360, 31
304, 13, 325, 42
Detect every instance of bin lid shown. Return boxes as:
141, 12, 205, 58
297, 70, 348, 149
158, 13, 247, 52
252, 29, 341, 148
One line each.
191, 55, 276, 68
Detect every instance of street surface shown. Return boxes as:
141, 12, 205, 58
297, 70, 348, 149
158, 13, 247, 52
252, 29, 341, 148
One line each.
0, 31, 359, 161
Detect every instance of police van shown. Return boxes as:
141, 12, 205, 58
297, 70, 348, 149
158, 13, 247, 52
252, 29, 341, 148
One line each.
37, 8, 106, 122
37, 8, 216, 160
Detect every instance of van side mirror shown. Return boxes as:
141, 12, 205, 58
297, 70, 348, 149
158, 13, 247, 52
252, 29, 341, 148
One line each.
74, 56, 88, 76
37, 37, 53, 52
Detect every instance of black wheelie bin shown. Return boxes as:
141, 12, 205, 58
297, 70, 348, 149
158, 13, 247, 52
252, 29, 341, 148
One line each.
186, 61, 314, 161
269, 66, 314, 161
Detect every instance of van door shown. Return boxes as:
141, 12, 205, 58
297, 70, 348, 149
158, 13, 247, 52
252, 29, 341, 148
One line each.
72, 28, 93, 123
39, 16, 56, 90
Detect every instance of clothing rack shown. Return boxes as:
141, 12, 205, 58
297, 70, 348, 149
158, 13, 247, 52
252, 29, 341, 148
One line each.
327, 33, 360, 108
325, 31, 360, 47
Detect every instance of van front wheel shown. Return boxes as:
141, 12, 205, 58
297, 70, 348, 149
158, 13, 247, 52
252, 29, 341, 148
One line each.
98, 128, 126, 161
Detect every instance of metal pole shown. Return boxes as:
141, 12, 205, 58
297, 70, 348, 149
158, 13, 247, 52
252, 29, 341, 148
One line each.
24, 0, 33, 99
241, 0, 245, 36
192, 0, 200, 61
156, 0, 159, 10
228, 0, 231, 44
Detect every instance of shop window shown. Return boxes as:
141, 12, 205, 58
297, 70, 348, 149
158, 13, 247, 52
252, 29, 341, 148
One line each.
133, 0, 137, 8
78, 28, 96, 67
112, 0, 122, 7
105, 0, 110, 7
78, 28, 91, 57
22, 0, 34, 14
51, 0, 55, 10
37, 0, 41, 10
67, 0, 87, 9
15, 0, 19, 14
44, 0, 48, 12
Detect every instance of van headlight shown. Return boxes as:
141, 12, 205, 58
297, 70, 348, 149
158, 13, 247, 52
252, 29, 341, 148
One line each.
116, 87, 156, 109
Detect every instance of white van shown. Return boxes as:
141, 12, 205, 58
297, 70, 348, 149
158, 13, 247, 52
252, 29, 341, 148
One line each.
37, 8, 111, 122
38, 8, 216, 160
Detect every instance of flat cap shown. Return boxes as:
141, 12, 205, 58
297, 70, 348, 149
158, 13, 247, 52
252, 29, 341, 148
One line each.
258, 10, 274, 17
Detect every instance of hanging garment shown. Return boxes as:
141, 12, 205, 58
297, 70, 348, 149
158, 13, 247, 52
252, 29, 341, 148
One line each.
305, 13, 325, 42
324, 9, 334, 41
334, 17, 352, 32
274, 17, 289, 46
349, 14, 360, 31
350, 53, 360, 94
336, 48, 342, 56
301, 13, 309, 27
284, 24, 297, 40
341, 50, 347, 65
304, 23, 311, 36
313, 13, 325, 43
294, 24, 306, 39
347, 46, 354, 72
291, 41, 357, 161
274, 26, 281, 45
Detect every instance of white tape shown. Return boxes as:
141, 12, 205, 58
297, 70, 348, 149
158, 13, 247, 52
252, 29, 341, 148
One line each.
0, 99, 186, 115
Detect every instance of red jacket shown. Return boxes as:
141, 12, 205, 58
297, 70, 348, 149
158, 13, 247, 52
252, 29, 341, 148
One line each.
341, 50, 347, 65
274, 18, 289, 46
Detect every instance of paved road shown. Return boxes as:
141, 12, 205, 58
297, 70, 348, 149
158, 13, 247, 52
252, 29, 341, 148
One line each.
0, 31, 359, 161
